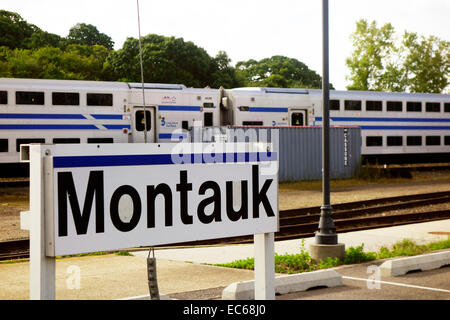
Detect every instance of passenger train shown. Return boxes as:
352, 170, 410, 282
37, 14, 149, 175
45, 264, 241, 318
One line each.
0, 77, 449, 168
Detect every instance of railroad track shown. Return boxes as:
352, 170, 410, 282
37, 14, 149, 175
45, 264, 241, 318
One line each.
1, 191, 449, 260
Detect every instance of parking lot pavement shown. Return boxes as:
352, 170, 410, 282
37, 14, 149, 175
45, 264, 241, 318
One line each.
276, 260, 450, 300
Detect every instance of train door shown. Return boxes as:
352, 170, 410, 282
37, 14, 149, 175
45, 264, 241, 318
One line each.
132, 106, 156, 143
290, 109, 307, 126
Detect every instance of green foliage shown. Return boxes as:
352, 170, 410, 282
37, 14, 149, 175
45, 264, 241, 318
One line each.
0, 44, 111, 80
377, 238, 450, 259
343, 244, 376, 264
67, 23, 114, 50
236, 55, 329, 89
346, 19, 449, 93
0, 9, 325, 89
0, 10, 38, 49
217, 238, 450, 274
106, 34, 244, 88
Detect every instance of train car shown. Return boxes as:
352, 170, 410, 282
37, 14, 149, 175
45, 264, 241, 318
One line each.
1, 77, 449, 167
0, 78, 220, 165
220, 87, 315, 127
127, 82, 220, 143
310, 89, 450, 163
222, 87, 450, 163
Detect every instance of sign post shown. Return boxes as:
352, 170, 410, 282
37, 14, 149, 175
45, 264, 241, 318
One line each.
22, 142, 278, 299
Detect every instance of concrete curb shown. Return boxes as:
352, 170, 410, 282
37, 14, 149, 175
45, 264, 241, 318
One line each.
222, 269, 343, 300
379, 251, 450, 277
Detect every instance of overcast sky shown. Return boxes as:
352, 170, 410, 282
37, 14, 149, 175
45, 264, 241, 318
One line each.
2, 0, 449, 89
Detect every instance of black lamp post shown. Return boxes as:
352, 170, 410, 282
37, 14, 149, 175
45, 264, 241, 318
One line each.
315, 0, 338, 245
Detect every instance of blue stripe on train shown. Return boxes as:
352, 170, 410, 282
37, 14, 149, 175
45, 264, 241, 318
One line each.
315, 116, 450, 123
0, 124, 130, 130
158, 133, 187, 139
0, 113, 86, 119
158, 105, 202, 111
0, 113, 124, 120
249, 107, 289, 113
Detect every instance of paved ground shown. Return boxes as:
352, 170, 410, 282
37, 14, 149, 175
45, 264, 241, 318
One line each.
1, 219, 448, 300
277, 259, 450, 300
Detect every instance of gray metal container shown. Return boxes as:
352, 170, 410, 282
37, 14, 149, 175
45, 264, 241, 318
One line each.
190, 126, 361, 182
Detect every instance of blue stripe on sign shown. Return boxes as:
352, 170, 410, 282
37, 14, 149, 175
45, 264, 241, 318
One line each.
158, 105, 201, 111
0, 124, 98, 130
0, 113, 86, 119
103, 124, 131, 130
158, 133, 187, 140
53, 152, 278, 168
315, 116, 450, 123
91, 114, 123, 120
249, 107, 289, 113
361, 125, 450, 130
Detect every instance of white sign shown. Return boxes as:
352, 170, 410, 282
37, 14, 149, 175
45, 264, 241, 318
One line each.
43, 143, 278, 256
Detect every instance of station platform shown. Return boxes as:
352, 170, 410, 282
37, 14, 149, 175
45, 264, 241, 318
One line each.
0, 219, 449, 300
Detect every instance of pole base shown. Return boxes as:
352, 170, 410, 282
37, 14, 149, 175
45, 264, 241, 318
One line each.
315, 232, 338, 245
309, 243, 345, 263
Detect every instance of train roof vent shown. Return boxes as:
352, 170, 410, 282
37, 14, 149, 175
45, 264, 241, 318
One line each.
263, 87, 309, 95
128, 83, 186, 90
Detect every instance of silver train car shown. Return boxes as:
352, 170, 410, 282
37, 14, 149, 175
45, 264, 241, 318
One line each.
221, 87, 450, 163
0, 78, 220, 165
1, 78, 449, 168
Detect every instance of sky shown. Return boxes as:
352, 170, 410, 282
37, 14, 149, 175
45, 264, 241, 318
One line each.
2, 0, 449, 90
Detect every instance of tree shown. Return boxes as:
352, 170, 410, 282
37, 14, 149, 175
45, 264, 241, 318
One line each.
106, 34, 219, 87
345, 20, 396, 91
235, 55, 328, 89
0, 10, 39, 49
0, 44, 110, 80
346, 19, 449, 93
67, 23, 114, 50
401, 32, 449, 93
210, 51, 245, 88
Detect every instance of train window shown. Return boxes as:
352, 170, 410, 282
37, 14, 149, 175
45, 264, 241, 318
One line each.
53, 138, 81, 144
203, 102, 214, 108
344, 100, 361, 111
425, 102, 440, 112
238, 106, 249, 111
87, 93, 113, 106
426, 136, 440, 146
16, 91, 44, 105
445, 103, 450, 112
0, 91, 7, 104
135, 110, 151, 131
330, 100, 340, 110
387, 101, 402, 112
52, 92, 80, 106
366, 101, 382, 111
204, 112, 213, 127
387, 136, 402, 146
0, 139, 8, 152
88, 138, 114, 144
406, 101, 422, 112
243, 121, 263, 126
407, 136, 422, 146
366, 136, 382, 147
445, 136, 450, 145
182, 121, 189, 131
16, 138, 45, 152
